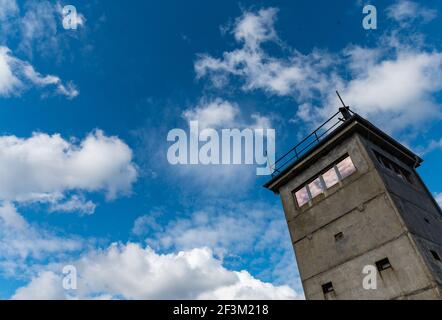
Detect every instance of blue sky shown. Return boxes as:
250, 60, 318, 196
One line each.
0, 0, 441, 299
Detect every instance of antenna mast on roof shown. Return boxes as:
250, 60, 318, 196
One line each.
336, 90, 352, 121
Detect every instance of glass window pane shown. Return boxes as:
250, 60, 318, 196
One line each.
322, 167, 339, 188
337, 156, 356, 179
295, 187, 310, 207
400, 168, 413, 184
308, 178, 323, 199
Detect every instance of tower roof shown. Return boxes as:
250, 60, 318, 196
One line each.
264, 110, 423, 193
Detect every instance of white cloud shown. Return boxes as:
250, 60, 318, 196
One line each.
195, 7, 442, 133
177, 98, 274, 192
136, 202, 302, 291
0, 1, 84, 98
0, 0, 18, 21
19, 1, 59, 55
144, 207, 276, 257
0, 46, 78, 98
386, 0, 436, 26
195, 8, 334, 98
48, 194, 96, 215
12, 271, 67, 300
0, 202, 82, 263
179, 98, 274, 183
5, 1, 86, 58
0, 202, 26, 229
182, 98, 272, 129
233, 7, 278, 50
0, 47, 20, 95
12, 244, 301, 300
0, 130, 137, 204
328, 49, 442, 132
183, 98, 239, 129
197, 271, 299, 300
132, 213, 162, 236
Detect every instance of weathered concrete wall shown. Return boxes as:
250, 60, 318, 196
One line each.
361, 137, 442, 290
277, 129, 442, 299
303, 234, 437, 300
294, 194, 404, 281
413, 236, 442, 286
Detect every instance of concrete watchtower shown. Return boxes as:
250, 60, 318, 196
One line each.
264, 107, 442, 299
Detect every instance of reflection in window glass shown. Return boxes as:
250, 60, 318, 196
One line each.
294, 155, 357, 208
322, 167, 339, 188
336, 157, 356, 179
308, 178, 323, 198
295, 187, 310, 207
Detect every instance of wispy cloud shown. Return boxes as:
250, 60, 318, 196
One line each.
0, 0, 18, 21
0, 202, 83, 276
0, 46, 78, 98
386, 0, 436, 26
48, 194, 96, 215
0, 1, 85, 98
0, 0, 86, 59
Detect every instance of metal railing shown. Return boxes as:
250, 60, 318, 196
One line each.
270, 107, 355, 177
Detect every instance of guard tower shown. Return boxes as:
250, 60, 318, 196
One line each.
265, 106, 442, 300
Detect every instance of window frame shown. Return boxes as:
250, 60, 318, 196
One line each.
293, 154, 358, 208
376, 257, 392, 272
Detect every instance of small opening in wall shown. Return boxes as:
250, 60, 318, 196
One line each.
430, 250, 441, 262
424, 218, 430, 224
334, 232, 344, 242
376, 258, 392, 272
322, 282, 334, 294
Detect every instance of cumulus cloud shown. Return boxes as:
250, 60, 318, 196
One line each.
12, 244, 300, 300
11, 271, 67, 300
182, 98, 272, 129
172, 98, 274, 192
195, 6, 442, 133
135, 202, 302, 290
0, 46, 78, 97
183, 99, 239, 129
0, 130, 137, 206
319, 48, 442, 132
